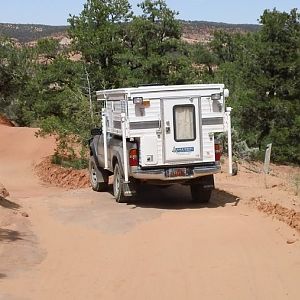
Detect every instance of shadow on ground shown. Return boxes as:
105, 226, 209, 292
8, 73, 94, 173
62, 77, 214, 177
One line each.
124, 185, 239, 210
51, 185, 241, 234
0, 229, 23, 242
0, 273, 6, 279
0, 196, 21, 210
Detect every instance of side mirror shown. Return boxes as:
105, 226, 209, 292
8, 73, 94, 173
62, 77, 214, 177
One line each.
91, 128, 102, 136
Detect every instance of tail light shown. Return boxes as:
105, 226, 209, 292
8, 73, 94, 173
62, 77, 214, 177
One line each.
215, 143, 222, 161
129, 149, 138, 166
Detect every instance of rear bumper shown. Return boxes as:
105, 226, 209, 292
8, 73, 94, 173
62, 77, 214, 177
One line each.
130, 164, 221, 182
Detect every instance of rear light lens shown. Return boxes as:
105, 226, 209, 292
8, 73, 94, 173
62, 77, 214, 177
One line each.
215, 143, 222, 161
129, 149, 138, 166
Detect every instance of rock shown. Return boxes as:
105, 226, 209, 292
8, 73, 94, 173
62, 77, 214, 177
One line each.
291, 212, 300, 232
286, 238, 298, 245
0, 183, 9, 198
21, 212, 29, 218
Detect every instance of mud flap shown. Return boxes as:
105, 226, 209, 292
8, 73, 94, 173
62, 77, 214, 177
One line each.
123, 181, 137, 197
94, 167, 108, 183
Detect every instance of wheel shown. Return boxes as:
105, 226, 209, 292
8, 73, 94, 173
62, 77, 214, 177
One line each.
89, 156, 108, 192
113, 163, 126, 203
190, 185, 212, 203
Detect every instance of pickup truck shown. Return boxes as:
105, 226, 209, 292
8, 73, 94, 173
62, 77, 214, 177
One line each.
89, 130, 221, 203
88, 84, 229, 203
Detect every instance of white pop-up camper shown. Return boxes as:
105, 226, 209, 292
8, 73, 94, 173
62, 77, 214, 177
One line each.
89, 84, 230, 203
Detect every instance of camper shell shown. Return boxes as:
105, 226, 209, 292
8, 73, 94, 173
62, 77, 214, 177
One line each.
89, 84, 229, 203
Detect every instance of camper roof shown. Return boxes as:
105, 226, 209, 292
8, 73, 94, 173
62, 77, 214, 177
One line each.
96, 84, 225, 100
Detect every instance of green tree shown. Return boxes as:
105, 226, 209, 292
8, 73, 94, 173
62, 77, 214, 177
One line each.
190, 42, 217, 76
120, 0, 192, 85
27, 39, 95, 160
210, 30, 240, 63
249, 9, 300, 162
0, 38, 35, 122
68, 0, 133, 89
210, 9, 300, 164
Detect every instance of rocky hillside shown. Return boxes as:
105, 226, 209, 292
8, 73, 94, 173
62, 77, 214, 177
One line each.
181, 20, 260, 43
0, 21, 260, 44
0, 23, 67, 43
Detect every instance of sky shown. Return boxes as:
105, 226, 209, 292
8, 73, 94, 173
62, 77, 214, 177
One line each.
0, 0, 299, 26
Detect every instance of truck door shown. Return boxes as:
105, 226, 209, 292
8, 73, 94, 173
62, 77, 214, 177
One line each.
162, 98, 202, 163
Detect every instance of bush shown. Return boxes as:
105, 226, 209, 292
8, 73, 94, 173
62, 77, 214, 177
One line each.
217, 129, 259, 161
51, 153, 88, 170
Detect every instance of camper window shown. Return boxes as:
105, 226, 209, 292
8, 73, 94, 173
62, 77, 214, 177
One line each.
173, 105, 196, 142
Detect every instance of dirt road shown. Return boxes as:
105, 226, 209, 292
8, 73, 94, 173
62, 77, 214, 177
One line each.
0, 125, 300, 300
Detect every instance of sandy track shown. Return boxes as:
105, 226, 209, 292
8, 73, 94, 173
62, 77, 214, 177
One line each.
0, 125, 300, 300
0, 126, 59, 198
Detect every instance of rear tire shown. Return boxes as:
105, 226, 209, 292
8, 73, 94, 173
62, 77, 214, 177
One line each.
89, 156, 108, 192
190, 185, 212, 203
113, 163, 126, 203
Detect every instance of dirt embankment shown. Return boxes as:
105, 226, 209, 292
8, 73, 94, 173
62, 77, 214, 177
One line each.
35, 157, 90, 189
0, 115, 14, 127
216, 159, 300, 233
249, 197, 300, 233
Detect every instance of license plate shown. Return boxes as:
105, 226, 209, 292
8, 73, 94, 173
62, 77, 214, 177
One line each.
165, 168, 188, 178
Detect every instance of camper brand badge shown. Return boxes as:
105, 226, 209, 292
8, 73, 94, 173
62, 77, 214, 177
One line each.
172, 147, 195, 153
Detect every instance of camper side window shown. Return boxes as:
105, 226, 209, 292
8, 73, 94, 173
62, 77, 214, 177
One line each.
173, 105, 196, 142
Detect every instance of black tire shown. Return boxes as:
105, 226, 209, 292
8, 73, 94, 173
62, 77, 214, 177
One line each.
190, 185, 212, 203
113, 163, 126, 203
89, 156, 108, 192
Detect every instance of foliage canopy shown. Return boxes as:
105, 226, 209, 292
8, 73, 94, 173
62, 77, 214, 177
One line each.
0, 2, 299, 164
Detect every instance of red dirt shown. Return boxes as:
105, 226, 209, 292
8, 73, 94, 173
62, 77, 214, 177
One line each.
35, 157, 90, 189
1, 124, 300, 300
0, 115, 14, 127
249, 197, 300, 232
216, 159, 300, 233
34, 153, 300, 232
0, 183, 9, 198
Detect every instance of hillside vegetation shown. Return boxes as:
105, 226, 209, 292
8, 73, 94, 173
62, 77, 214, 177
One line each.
0, 23, 67, 43
181, 20, 260, 43
0, 20, 259, 44
0, 0, 299, 165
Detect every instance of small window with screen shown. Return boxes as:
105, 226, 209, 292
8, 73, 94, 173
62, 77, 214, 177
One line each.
173, 105, 196, 142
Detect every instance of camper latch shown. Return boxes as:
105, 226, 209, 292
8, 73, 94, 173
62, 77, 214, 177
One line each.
166, 121, 171, 134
